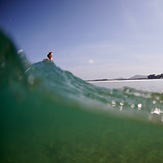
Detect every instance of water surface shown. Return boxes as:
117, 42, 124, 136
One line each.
1, 31, 163, 163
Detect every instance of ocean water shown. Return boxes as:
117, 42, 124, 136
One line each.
1, 30, 163, 163
92, 79, 163, 93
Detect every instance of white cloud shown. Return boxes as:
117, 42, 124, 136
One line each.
88, 59, 94, 64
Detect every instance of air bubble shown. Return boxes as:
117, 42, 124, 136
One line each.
120, 101, 124, 106
152, 100, 156, 105
111, 100, 116, 107
151, 108, 162, 115
130, 104, 135, 109
110, 91, 113, 95
119, 101, 124, 111
125, 89, 130, 93
137, 103, 142, 110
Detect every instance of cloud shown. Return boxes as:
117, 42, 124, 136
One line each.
88, 59, 94, 64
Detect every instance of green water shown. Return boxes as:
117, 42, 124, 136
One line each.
2, 91, 163, 163
1, 31, 163, 163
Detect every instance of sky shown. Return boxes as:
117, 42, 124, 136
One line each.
1, 0, 163, 80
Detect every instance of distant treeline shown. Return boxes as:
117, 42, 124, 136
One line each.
148, 74, 163, 79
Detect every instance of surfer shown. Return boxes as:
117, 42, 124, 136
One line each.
43, 52, 54, 62
47, 52, 53, 61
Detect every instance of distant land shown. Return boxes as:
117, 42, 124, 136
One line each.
87, 73, 163, 82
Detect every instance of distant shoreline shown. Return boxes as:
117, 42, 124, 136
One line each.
87, 73, 163, 82
87, 78, 148, 82
87, 77, 163, 82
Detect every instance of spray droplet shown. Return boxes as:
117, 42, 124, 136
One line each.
111, 100, 116, 107
131, 104, 135, 109
137, 103, 142, 110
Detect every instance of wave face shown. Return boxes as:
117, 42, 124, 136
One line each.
1, 31, 163, 163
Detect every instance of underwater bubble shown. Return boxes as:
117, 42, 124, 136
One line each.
130, 104, 135, 109
151, 108, 161, 115
153, 100, 156, 105
135, 92, 141, 96
111, 100, 116, 107
120, 101, 124, 106
155, 96, 160, 101
149, 108, 161, 122
125, 88, 130, 93
120, 106, 123, 111
119, 101, 124, 111
110, 91, 113, 95
137, 103, 142, 110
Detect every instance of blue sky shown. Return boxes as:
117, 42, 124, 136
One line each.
1, 0, 163, 80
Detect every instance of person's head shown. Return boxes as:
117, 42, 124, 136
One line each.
47, 52, 53, 60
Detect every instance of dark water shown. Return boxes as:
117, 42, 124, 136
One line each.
1, 31, 163, 163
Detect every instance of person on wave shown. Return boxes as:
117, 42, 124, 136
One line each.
47, 52, 53, 61
43, 52, 53, 62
